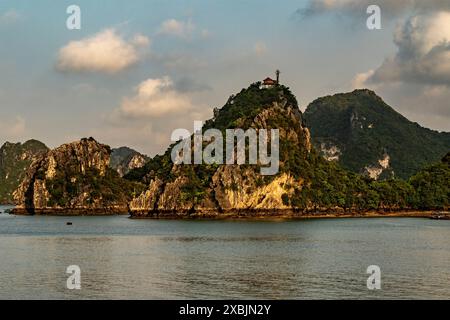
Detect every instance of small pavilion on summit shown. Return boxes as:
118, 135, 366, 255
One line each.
261, 70, 280, 89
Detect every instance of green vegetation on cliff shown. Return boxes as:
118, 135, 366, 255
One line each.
204, 82, 298, 131
43, 167, 144, 208
283, 152, 449, 212
7, 86, 446, 215
126, 83, 449, 214
0, 140, 48, 204
110, 146, 149, 177
126, 83, 298, 182
125, 83, 308, 207
409, 153, 450, 210
13, 138, 145, 214
304, 89, 450, 179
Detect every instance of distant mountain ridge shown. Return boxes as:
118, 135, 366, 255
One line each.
110, 147, 149, 177
0, 140, 49, 204
303, 89, 450, 179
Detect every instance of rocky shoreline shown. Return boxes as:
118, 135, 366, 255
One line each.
4, 86, 449, 219
10, 206, 129, 216
129, 209, 449, 220
6, 206, 448, 219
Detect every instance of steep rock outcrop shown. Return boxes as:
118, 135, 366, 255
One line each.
12, 138, 143, 215
128, 83, 313, 217
0, 140, 49, 204
126, 84, 449, 217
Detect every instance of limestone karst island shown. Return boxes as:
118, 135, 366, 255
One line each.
2, 74, 449, 219
2, 1, 450, 302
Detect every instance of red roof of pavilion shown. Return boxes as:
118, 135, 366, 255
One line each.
263, 77, 276, 85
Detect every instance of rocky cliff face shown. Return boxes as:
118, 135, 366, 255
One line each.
0, 140, 49, 204
303, 89, 450, 179
126, 84, 450, 217
110, 147, 149, 177
12, 137, 143, 215
8, 85, 445, 216
127, 83, 314, 217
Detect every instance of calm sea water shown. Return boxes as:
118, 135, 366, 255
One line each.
0, 205, 449, 300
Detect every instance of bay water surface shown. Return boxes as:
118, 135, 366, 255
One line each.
0, 205, 449, 299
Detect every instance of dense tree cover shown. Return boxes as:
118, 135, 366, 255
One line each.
203, 82, 298, 131
408, 153, 449, 210
304, 89, 450, 179
124, 153, 174, 183
283, 152, 449, 212
0, 140, 48, 204
44, 167, 145, 207
125, 84, 449, 211
125, 83, 295, 182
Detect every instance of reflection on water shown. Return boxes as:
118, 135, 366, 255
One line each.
0, 206, 449, 299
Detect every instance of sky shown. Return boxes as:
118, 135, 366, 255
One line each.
0, 0, 449, 156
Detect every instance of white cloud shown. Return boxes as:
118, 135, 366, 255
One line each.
348, 10, 450, 131
394, 11, 450, 56
364, 11, 450, 86
57, 29, 150, 74
350, 11, 450, 131
100, 77, 211, 155
0, 9, 21, 24
158, 19, 195, 39
352, 69, 375, 89
117, 77, 194, 118
131, 33, 151, 47
298, 0, 450, 18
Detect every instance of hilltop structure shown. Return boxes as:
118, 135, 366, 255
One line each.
261, 70, 280, 89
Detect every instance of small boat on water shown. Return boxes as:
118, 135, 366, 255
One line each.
66, 222, 73, 225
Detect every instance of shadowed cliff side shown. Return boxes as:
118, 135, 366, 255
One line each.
12, 137, 144, 215
0, 140, 49, 204
110, 146, 149, 177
